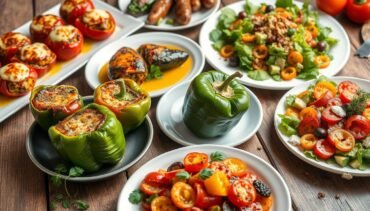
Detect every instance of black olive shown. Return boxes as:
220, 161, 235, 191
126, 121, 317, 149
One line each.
238, 11, 247, 19
222, 201, 237, 211
167, 162, 184, 172
314, 128, 328, 139
253, 180, 271, 197
265, 5, 274, 13
316, 42, 327, 52
228, 56, 240, 67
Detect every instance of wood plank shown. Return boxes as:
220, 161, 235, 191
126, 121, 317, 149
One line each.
0, 0, 33, 34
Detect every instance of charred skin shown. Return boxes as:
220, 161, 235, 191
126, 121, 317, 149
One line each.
108, 47, 148, 85
201, 0, 216, 9
175, 0, 192, 25
137, 44, 189, 70
190, 0, 202, 11
147, 0, 173, 25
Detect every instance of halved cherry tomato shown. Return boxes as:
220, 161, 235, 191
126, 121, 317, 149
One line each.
363, 108, 370, 121
194, 183, 222, 209
313, 81, 337, 99
184, 152, 208, 173
344, 115, 370, 140
298, 117, 320, 136
305, 30, 313, 43
229, 19, 242, 30
208, 161, 232, 178
321, 107, 343, 124
327, 97, 343, 107
314, 55, 330, 68
313, 139, 336, 160
170, 182, 196, 208
219, 45, 235, 58
328, 129, 356, 152
151, 196, 177, 211
299, 107, 318, 120
204, 171, 230, 196
223, 158, 248, 177
240, 171, 258, 184
189, 172, 203, 186
306, 24, 319, 38
287, 51, 303, 65
338, 81, 360, 103
140, 182, 165, 195
144, 172, 170, 186
300, 133, 318, 150
281, 67, 297, 81
252, 45, 268, 59
252, 60, 267, 71
228, 179, 256, 207
242, 33, 256, 43
310, 91, 334, 107
285, 107, 300, 119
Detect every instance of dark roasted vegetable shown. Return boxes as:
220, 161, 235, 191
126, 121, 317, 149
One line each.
253, 180, 271, 197
127, 0, 155, 16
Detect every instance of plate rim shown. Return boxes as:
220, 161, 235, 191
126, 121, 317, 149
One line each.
156, 81, 263, 146
199, 0, 351, 90
84, 32, 205, 98
25, 96, 154, 182
117, 144, 292, 211
274, 76, 370, 177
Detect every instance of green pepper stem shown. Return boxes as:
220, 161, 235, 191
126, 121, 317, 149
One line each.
218, 72, 243, 92
355, 0, 366, 4
114, 80, 126, 100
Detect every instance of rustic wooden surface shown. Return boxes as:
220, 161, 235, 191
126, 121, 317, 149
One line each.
0, 0, 369, 210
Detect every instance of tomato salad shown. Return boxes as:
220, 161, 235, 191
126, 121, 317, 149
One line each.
278, 77, 370, 170
128, 152, 273, 210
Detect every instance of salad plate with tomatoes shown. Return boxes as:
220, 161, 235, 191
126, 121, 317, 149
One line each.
118, 145, 291, 210
275, 76, 370, 177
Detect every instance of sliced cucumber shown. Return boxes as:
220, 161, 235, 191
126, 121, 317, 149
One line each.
349, 159, 361, 169
334, 155, 349, 167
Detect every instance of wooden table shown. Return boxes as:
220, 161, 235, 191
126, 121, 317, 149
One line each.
0, 0, 369, 210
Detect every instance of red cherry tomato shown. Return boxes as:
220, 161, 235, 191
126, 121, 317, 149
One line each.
228, 179, 256, 207
170, 182, 196, 209
346, 0, 370, 24
313, 139, 336, 160
184, 152, 209, 173
310, 91, 334, 107
208, 161, 232, 178
327, 129, 356, 152
59, 0, 95, 24
29, 14, 65, 42
194, 183, 222, 209
151, 196, 177, 211
327, 97, 343, 107
344, 115, 370, 139
338, 81, 360, 103
144, 172, 170, 186
140, 182, 165, 195
316, 0, 347, 16
321, 107, 343, 124
298, 117, 320, 136
223, 158, 248, 177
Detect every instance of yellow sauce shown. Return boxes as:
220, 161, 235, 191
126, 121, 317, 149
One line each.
0, 95, 15, 107
82, 38, 94, 53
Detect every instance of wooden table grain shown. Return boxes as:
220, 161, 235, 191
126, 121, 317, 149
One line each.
0, 0, 369, 210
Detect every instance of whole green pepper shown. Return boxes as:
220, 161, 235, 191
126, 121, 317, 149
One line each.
29, 85, 84, 131
94, 78, 151, 134
182, 71, 250, 138
48, 103, 125, 172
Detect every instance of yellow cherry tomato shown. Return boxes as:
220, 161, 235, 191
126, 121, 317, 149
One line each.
204, 171, 230, 196
314, 55, 331, 68
313, 81, 337, 99
219, 45, 235, 58
281, 67, 297, 80
300, 134, 318, 150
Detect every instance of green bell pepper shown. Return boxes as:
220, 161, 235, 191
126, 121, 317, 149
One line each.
29, 85, 84, 131
48, 103, 125, 172
182, 71, 250, 138
94, 78, 151, 134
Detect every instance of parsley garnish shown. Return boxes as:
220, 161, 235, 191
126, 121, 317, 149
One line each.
176, 171, 190, 180
210, 151, 226, 161
345, 91, 369, 116
129, 189, 144, 204
146, 65, 163, 80
199, 168, 214, 180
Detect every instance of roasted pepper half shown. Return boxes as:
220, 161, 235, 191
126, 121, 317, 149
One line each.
94, 78, 151, 134
48, 103, 125, 172
29, 85, 84, 131
182, 71, 250, 138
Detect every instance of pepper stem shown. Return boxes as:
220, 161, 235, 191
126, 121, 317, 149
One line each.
114, 79, 126, 100
218, 72, 243, 92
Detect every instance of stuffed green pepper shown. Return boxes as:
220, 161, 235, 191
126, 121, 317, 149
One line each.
94, 78, 151, 134
48, 103, 125, 172
30, 85, 84, 131
182, 71, 250, 138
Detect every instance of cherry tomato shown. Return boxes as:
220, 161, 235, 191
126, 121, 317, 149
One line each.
144, 172, 170, 186
313, 139, 336, 160
252, 45, 269, 59
346, 0, 370, 24
281, 67, 297, 81
240, 202, 263, 211
151, 196, 177, 211
363, 108, 370, 121
223, 158, 248, 177
182, 207, 204, 211
204, 171, 230, 196
74, 9, 116, 40
189, 172, 204, 186
208, 161, 232, 178
299, 107, 318, 120
240, 171, 258, 184
184, 152, 209, 173
287, 51, 303, 65
29, 14, 65, 42
327, 97, 343, 107
338, 81, 359, 94
328, 129, 356, 152
310, 91, 334, 107
321, 107, 343, 124
170, 182, 196, 208
0, 32, 31, 64
228, 179, 256, 207
219, 45, 235, 58
298, 117, 320, 136
285, 107, 300, 119
314, 55, 330, 68
313, 81, 337, 99
59, 0, 95, 24
316, 0, 347, 16
194, 183, 222, 209
140, 182, 165, 195
300, 134, 318, 150
344, 115, 370, 139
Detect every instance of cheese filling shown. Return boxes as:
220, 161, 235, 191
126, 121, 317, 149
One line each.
0, 32, 30, 50
20, 43, 51, 61
49, 25, 79, 43
31, 14, 60, 32
99, 81, 144, 109
0, 63, 30, 82
61, 0, 88, 13
82, 9, 110, 25
33, 86, 79, 111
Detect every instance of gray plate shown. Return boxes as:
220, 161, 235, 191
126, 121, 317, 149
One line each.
26, 96, 153, 182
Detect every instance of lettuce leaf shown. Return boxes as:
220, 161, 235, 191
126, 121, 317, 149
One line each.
247, 71, 270, 81
275, 0, 293, 8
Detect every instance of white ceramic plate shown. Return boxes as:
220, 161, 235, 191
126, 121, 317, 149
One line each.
117, 145, 292, 211
118, 0, 221, 31
156, 81, 263, 146
0, 0, 143, 123
199, 0, 350, 90
85, 32, 205, 97
274, 76, 370, 177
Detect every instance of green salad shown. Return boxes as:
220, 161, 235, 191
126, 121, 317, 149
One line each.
209, 0, 338, 81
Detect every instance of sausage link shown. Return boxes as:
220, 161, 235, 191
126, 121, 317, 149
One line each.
147, 0, 173, 25
190, 0, 201, 11
175, 0, 192, 25
201, 0, 216, 9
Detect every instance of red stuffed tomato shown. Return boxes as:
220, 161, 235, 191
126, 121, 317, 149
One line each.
46, 25, 83, 61
30, 14, 65, 42
59, 0, 95, 24
0, 32, 31, 64
0, 62, 38, 97
12, 43, 56, 77
74, 9, 116, 40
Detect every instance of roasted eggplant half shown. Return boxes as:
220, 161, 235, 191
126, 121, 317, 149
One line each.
108, 47, 148, 85
137, 44, 189, 70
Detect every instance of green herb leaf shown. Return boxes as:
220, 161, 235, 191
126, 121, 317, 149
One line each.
210, 151, 226, 161
244, 0, 258, 14
145, 194, 158, 203
55, 164, 68, 174
69, 167, 84, 177
74, 200, 89, 210
304, 151, 318, 160
176, 171, 190, 180
166, 18, 174, 25
275, 0, 293, 8
50, 201, 57, 210
209, 29, 223, 42
345, 91, 369, 116
285, 95, 296, 107
55, 193, 64, 201
62, 200, 70, 209
129, 189, 144, 204
199, 168, 214, 180
146, 65, 163, 80
50, 175, 62, 187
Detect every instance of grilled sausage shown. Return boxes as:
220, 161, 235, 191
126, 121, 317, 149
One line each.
190, 0, 201, 11
175, 0, 192, 25
147, 0, 173, 25
201, 0, 216, 9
